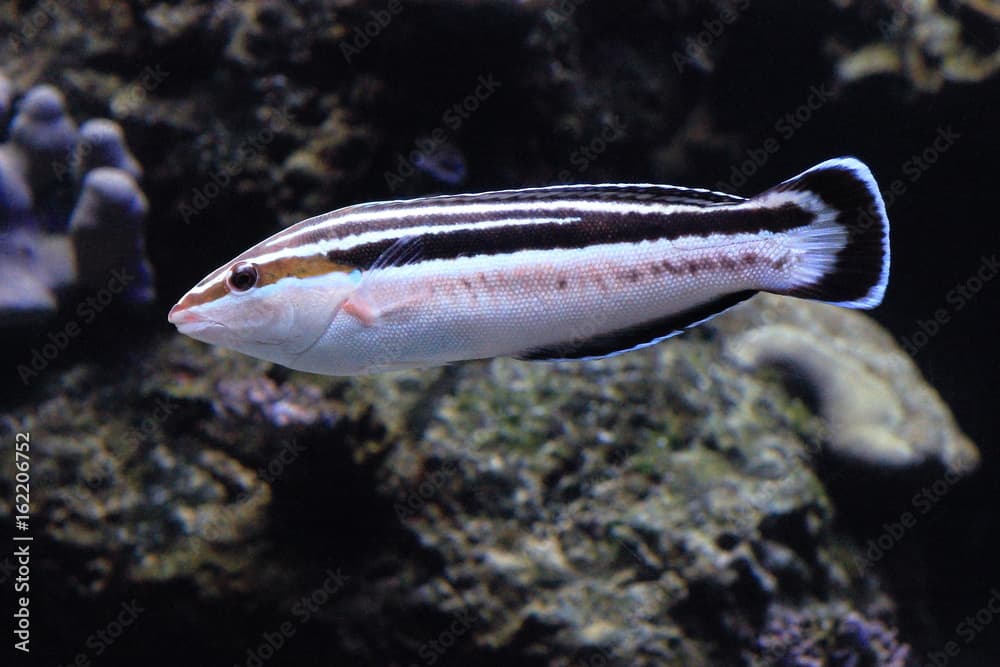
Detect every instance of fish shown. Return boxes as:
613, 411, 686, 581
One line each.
412, 138, 467, 185
168, 157, 889, 376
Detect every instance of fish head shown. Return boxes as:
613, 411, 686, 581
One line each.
168, 250, 357, 368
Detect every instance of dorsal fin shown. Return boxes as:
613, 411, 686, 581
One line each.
368, 235, 425, 271
417, 183, 749, 208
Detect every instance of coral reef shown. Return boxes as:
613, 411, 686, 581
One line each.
3, 291, 970, 664
832, 0, 1000, 91
0, 74, 153, 324
752, 604, 910, 667
720, 294, 979, 475
0, 0, 991, 664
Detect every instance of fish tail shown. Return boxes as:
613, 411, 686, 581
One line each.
755, 157, 890, 309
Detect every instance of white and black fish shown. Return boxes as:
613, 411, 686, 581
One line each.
168, 157, 889, 375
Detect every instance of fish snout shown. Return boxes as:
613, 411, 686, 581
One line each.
168, 301, 199, 325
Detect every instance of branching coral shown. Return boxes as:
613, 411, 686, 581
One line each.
0, 74, 154, 323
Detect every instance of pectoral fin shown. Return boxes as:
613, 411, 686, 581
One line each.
342, 235, 430, 327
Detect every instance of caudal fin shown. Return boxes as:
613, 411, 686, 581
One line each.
754, 157, 890, 309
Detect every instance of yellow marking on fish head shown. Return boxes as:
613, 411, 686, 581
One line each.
169, 252, 359, 367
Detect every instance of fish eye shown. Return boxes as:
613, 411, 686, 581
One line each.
227, 262, 259, 293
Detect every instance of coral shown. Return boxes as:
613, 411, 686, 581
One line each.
752, 604, 910, 667
0, 73, 154, 324
9, 84, 78, 193
0, 0, 989, 663
69, 168, 153, 303
832, 0, 1000, 91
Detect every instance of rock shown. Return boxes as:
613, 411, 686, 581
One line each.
0, 292, 944, 664
718, 294, 979, 475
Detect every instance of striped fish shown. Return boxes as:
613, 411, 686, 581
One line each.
168, 157, 889, 375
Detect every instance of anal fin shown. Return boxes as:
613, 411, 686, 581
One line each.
517, 291, 756, 361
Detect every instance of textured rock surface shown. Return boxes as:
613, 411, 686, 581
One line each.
1, 293, 961, 664
720, 294, 979, 475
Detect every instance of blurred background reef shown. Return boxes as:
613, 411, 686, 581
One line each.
0, 1, 998, 665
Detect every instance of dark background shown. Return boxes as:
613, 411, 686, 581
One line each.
1, 1, 998, 664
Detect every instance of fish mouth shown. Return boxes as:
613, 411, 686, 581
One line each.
168, 303, 226, 338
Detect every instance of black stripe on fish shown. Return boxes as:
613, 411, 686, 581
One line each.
325, 203, 815, 269
274, 184, 749, 249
